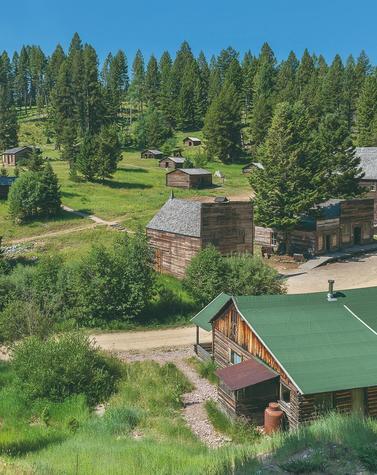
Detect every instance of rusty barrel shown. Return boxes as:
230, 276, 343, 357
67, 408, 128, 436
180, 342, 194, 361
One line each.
264, 402, 283, 434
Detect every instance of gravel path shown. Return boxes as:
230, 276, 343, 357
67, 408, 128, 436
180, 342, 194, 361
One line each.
118, 347, 230, 448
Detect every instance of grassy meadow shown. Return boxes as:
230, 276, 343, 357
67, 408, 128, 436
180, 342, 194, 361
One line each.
0, 358, 376, 474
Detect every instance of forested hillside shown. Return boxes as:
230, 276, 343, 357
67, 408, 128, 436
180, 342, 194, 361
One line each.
1, 33, 376, 164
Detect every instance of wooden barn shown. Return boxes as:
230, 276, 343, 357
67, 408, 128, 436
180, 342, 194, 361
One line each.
355, 147, 377, 225
166, 168, 212, 189
183, 136, 201, 147
2, 146, 32, 166
192, 285, 377, 429
140, 149, 164, 159
0, 176, 17, 199
159, 156, 186, 169
146, 196, 253, 278
255, 198, 375, 256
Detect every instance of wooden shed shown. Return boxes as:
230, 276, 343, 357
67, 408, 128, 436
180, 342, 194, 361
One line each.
183, 136, 201, 147
2, 146, 32, 166
159, 156, 186, 169
254, 198, 375, 256
0, 176, 17, 199
140, 149, 164, 159
192, 285, 377, 429
166, 168, 212, 189
146, 197, 254, 278
242, 162, 264, 174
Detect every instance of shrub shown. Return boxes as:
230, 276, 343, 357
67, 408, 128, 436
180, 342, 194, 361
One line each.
357, 444, 377, 471
279, 452, 327, 473
183, 245, 227, 307
11, 333, 122, 406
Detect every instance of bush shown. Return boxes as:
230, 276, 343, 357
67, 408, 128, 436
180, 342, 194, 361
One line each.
357, 444, 377, 471
11, 333, 122, 406
8, 165, 61, 223
184, 245, 286, 306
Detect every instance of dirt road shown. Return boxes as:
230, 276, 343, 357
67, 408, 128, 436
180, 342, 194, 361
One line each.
93, 326, 211, 352
94, 252, 377, 353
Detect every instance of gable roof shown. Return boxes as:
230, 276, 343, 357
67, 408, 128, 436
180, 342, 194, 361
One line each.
146, 198, 202, 237
3, 146, 31, 155
162, 156, 186, 164
355, 147, 377, 180
183, 136, 201, 142
167, 168, 211, 176
142, 149, 163, 155
0, 176, 17, 186
192, 287, 377, 395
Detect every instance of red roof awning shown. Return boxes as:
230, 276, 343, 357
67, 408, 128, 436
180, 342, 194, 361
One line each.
216, 358, 278, 391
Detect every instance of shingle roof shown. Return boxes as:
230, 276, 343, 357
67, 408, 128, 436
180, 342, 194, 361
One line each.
146, 198, 202, 237
0, 176, 17, 186
192, 287, 377, 395
184, 137, 201, 142
3, 146, 30, 155
169, 168, 211, 176
143, 149, 163, 155
355, 147, 377, 180
164, 156, 186, 164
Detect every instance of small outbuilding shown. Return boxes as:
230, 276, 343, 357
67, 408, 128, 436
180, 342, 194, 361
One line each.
183, 137, 201, 147
242, 162, 264, 174
2, 146, 33, 166
166, 168, 212, 189
159, 156, 186, 169
140, 149, 164, 159
0, 176, 17, 198
146, 196, 254, 278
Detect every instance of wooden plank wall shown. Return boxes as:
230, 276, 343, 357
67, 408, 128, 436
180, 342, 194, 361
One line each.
289, 229, 317, 254
200, 202, 253, 254
146, 229, 201, 278
254, 226, 273, 246
340, 199, 374, 245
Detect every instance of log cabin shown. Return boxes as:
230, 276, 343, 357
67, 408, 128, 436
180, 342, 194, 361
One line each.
183, 136, 201, 147
356, 147, 377, 226
254, 198, 375, 256
2, 146, 33, 166
0, 176, 16, 199
192, 285, 377, 429
146, 196, 253, 278
166, 168, 212, 189
140, 149, 164, 159
159, 156, 186, 169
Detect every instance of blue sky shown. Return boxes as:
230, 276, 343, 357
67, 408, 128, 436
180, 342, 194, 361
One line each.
3, 0, 377, 63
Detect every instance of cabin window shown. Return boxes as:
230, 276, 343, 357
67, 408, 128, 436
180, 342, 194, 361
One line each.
280, 383, 291, 404
370, 184, 376, 192
312, 393, 333, 413
271, 232, 277, 246
230, 350, 242, 365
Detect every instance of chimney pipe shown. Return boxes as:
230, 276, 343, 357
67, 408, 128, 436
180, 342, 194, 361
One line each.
327, 279, 337, 301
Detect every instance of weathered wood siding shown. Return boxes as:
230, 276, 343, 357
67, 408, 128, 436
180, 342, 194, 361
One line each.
360, 181, 377, 225
159, 159, 183, 169
201, 202, 253, 255
2, 149, 30, 166
289, 229, 317, 254
166, 170, 212, 189
254, 226, 273, 246
340, 199, 374, 246
146, 228, 201, 278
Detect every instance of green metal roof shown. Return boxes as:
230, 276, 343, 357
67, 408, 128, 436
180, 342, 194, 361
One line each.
192, 293, 231, 331
191, 287, 377, 395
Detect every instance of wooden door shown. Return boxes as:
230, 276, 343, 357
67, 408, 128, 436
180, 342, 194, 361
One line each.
351, 388, 366, 415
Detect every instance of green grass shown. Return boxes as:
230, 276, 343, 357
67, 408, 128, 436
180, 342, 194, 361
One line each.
187, 357, 219, 385
1, 120, 251, 247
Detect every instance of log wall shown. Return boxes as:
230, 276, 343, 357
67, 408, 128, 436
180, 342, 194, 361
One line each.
146, 229, 201, 278
166, 170, 212, 189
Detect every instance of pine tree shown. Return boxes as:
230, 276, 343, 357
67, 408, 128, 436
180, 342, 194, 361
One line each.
82, 45, 104, 134
0, 54, 18, 150
145, 55, 160, 107
130, 49, 145, 111
203, 82, 242, 163
320, 54, 345, 114
39, 163, 61, 216
76, 133, 97, 181
276, 51, 299, 103
14, 46, 29, 111
316, 113, 363, 197
249, 101, 326, 245
355, 74, 377, 146
216, 47, 239, 84
176, 60, 199, 130
46, 44, 66, 96
27, 147, 44, 171
96, 125, 122, 181
241, 51, 258, 116
158, 51, 174, 127
194, 52, 210, 126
